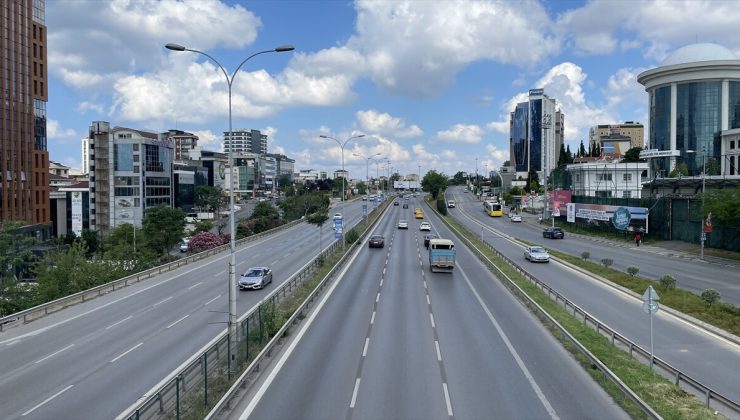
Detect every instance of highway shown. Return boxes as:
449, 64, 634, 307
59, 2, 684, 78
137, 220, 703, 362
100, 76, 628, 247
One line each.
445, 187, 740, 403
242, 197, 627, 419
0, 199, 370, 420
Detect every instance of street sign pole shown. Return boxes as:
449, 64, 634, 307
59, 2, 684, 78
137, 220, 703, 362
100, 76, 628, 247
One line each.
642, 285, 661, 370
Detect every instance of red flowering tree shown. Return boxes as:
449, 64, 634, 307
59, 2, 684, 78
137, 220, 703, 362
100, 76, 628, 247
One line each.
188, 232, 227, 253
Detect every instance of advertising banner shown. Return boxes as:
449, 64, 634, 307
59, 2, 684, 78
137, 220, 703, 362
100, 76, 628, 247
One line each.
71, 192, 83, 236
393, 181, 419, 190
566, 202, 648, 233
334, 218, 343, 239
548, 190, 571, 218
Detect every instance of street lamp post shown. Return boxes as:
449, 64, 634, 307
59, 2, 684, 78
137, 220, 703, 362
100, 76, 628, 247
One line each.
685, 150, 707, 259
165, 42, 294, 375
320, 134, 366, 250
354, 152, 382, 217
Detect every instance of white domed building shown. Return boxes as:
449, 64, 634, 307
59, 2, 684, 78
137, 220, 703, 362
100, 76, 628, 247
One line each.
637, 43, 740, 177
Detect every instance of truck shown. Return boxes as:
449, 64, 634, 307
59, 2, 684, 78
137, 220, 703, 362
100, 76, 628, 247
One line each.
197, 212, 215, 220
428, 238, 455, 273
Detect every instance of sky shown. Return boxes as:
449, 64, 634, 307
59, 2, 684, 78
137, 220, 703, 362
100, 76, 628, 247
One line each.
45, 0, 740, 180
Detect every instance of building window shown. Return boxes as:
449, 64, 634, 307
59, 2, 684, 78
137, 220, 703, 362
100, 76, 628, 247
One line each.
623, 174, 632, 182
598, 173, 613, 181
114, 144, 134, 171
622, 191, 632, 198
731, 140, 736, 150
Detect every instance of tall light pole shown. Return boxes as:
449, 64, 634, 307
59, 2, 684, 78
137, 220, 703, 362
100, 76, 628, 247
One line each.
542, 113, 552, 225
354, 152, 382, 216
165, 42, 294, 375
418, 163, 422, 193
320, 134, 366, 249
686, 150, 707, 259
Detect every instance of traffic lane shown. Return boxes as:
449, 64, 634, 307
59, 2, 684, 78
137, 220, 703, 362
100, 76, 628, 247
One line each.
449, 188, 740, 304
425, 206, 628, 419
246, 208, 397, 419
447, 201, 740, 402
353, 217, 449, 419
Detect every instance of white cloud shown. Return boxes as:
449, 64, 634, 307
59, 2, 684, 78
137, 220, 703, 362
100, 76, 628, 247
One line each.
47, 120, 78, 141
356, 110, 422, 138
437, 124, 483, 143
486, 121, 509, 135
76, 101, 105, 114
485, 144, 509, 165
604, 67, 649, 109
191, 130, 222, 151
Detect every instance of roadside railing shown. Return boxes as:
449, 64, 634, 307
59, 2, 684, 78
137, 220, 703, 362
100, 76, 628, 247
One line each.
426, 199, 662, 419
0, 219, 303, 332
118, 199, 392, 420
431, 199, 740, 417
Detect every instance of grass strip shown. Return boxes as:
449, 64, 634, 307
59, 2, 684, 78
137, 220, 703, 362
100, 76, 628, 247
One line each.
441, 213, 721, 419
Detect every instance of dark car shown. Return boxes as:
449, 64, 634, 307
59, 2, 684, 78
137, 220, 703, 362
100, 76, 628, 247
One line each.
239, 267, 273, 290
394, 201, 399, 206
423, 233, 439, 248
543, 227, 564, 239
402, 203, 409, 209
369, 235, 385, 248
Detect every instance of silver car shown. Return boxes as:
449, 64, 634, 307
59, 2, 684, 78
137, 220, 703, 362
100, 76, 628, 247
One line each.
524, 246, 550, 263
239, 267, 273, 290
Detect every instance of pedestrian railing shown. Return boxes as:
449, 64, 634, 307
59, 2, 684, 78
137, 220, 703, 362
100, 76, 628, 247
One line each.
431, 200, 740, 417
0, 219, 303, 332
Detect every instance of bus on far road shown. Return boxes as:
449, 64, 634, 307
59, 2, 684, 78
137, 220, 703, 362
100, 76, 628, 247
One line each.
484, 200, 503, 217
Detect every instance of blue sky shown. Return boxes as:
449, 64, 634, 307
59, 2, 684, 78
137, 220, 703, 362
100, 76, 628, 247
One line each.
45, 0, 740, 180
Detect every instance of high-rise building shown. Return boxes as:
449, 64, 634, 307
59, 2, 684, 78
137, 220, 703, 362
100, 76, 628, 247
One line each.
266, 153, 295, 183
0, 0, 50, 238
588, 122, 644, 154
163, 129, 198, 161
509, 89, 562, 176
81, 138, 90, 174
88, 121, 174, 237
223, 129, 267, 155
638, 43, 740, 176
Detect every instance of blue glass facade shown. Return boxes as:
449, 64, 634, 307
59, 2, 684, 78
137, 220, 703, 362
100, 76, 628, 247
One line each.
511, 103, 528, 172
676, 82, 721, 175
114, 144, 134, 171
729, 81, 740, 129
649, 86, 672, 176
528, 99, 542, 172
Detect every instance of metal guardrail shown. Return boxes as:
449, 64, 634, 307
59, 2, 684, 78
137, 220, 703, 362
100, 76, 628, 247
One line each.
426, 199, 663, 419
118, 199, 392, 420
434, 198, 740, 417
0, 219, 304, 332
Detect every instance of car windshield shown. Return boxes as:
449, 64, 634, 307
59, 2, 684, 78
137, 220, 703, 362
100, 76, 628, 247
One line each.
244, 269, 264, 277
371, 235, 383, 240
530, 247, 546, 253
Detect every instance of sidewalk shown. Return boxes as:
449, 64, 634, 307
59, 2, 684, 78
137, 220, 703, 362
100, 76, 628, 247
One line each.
517, 211, 740, 269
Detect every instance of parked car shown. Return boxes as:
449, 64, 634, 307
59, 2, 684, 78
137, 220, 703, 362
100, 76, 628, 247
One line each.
424, 233, 439, 248
524, 246, 550, 263
239, 267, 273, 290
447, 200, 455, 208
368, 234, 385, 248
510, 214, 522, 222
543, 227, 564, 239
419, 221, 431, 231
397, 220, 409, 229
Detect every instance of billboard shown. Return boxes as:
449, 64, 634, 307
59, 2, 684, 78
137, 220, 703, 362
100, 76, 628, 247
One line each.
566, 202, 648, 233
548, 190, 572, 218
71, 191, 83, 236
393, 181, 420, 189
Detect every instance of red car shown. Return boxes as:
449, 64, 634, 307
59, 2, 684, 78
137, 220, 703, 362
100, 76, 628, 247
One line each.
368, 235, 385, 248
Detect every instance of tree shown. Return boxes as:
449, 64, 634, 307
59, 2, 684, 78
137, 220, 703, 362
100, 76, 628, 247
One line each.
705, 158, 721, 176
80, 229, 101, 257
451, 171, 467, 185
104, 223, 155, 271
188, 231, 227, 253
668, 162, 689, 178
192, 219, 214, 234
557, 143, 568, 168
0, 221, 38, 281
623, 147, 644, 163
421, 170, 448, 200
526, 169, 540, 192
356, 181, 367, 195
578, 140, 587, 158
565, 144, 573, 164
142, 205, 186, 256
306, 206, 330, 257
195, 185, 227, 214
701, 187, 740, 228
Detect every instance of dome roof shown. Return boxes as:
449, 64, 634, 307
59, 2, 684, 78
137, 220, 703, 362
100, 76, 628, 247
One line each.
661, 43, 737, 66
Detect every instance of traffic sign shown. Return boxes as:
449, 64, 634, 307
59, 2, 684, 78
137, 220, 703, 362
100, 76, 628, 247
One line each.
642, 285, 660, 314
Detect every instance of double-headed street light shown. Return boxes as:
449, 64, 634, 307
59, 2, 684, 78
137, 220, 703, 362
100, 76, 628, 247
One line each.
165, 42, 294, 375
354, 152, 382, 215
320, 134, 367, 249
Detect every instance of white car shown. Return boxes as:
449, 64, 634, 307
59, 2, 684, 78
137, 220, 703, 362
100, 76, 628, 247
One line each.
419, 221, 432, 231
447, 200, 455, 208
333, 213, 343, 220
179, 238, 191, 253
510, 214, 522, 222
524, 246, 550, 263
397, 220, 409, 229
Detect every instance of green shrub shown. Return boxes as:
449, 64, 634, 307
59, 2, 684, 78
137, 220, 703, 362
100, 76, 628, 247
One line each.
436, 198, 448, 215
344, 229, 359, 245
659, 274, 676, 290
627, 266, 639, 277
581, 251, 590, 261
600, 258, 613, 268
701, 289, 721, 307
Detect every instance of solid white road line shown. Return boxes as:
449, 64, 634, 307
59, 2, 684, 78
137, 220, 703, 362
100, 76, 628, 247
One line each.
457, 265, 560, 420
166, 314, 189, 329
187, 282, 203, 290
105, 315, 133, 330
110, 342, 143, 363
204, 295, 221, 306
350, 378, 361, 408
34, 344, 75, 364
363, 338, 369, 357
435, 340, 442, 361
153, 296, 173, 307
22, 384, 74, 416
442, 382, 453, 416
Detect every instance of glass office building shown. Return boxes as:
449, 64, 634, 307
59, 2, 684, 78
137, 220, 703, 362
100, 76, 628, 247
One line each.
509, 90, 560, 176
639, 43, 740, 176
